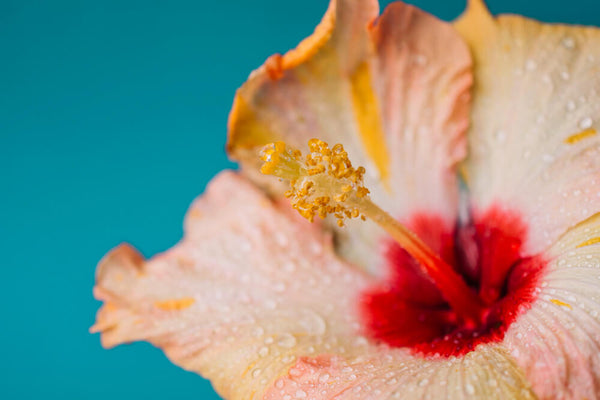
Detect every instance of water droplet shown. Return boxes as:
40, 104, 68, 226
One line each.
281, 354, 295, 363
466, 383, 475, 395
295, 389, 307, 398
579, 117, 593, 129
562, 36, 575, 49
542, 154, 554, 163
319, 373, 330, 383
525, 59, 537, 71
253, 326, 265, 337
414, 54, 427, 66
275, 232, 288, 247
277, 333, 297, 348
494, 129, 507, 143
418, 378, 429, 387
252, 368, 262, 378
273, 282, 286, 293
299, 309, 326, 335
283, 261, 296, 273
275, 379, 285, 389
265, 300, 277, 310
258, 346, 269, 357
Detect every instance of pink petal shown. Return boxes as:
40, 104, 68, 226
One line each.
456, 0, 600, 254
92, 171, 374, 399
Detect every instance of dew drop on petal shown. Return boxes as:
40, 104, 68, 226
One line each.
319, 373, 330, 383
273, 282, 286, 293
579, 117, 593, 129
299, 309, 326, 335
295, 389, 307, 398
494, 130, 507, 143
562, 36, 575, 49
258, 346, 269, 357
466, 383, 475, 395
277, 333, 297, 348
283, 261, 296, 273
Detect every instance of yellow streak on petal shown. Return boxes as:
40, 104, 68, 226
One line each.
241, 361, 256, 378
227, 93, 279, 152
154, 297, 195, 311
576, 236, 600, 248
189, 208, 202, 219
550, 299, 572, 309
349, 62, 390, 188
564, 128, 597, 145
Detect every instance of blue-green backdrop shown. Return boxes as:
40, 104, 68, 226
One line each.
1, 0, 597, 398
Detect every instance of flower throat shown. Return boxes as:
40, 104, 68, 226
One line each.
260, 139, 545, 356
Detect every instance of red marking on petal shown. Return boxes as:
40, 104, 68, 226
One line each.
361, 206, 547, 357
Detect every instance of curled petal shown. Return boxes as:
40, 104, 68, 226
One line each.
456, 0, 600, 254
228, 0, 472, 273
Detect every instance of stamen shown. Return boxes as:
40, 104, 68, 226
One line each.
260, 139, 486, 325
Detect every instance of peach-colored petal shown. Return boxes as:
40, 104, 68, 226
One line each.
92, 171, 537, 399
262, 345, 534, 399
92, 171, 375, 399
503, 213, 600, 399
456, 0, 600, 254
228, 0, 472, 274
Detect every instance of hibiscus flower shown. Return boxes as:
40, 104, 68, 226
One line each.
92, 0, 600, 398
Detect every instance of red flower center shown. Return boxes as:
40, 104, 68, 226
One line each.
361, 205, 547, 357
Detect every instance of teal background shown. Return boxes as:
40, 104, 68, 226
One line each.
1, 0, 597, 398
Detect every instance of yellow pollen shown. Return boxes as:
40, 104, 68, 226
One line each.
565, 128, 597, 144
259, 139, 369, 227
154, 297, 195, 311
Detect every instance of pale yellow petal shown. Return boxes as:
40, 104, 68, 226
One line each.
503, 213, 600, 399
456, 0, 600, 254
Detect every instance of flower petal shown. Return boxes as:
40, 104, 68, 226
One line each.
503, 213, 600, 399
456, 0, 600, 253
262, 344, 534, 399
228, 0, 472, 272
92, 171, 375, 399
